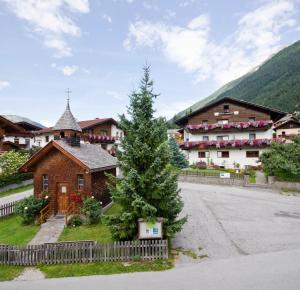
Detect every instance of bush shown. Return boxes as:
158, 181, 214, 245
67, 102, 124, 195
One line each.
82, 197, 102, 224
0, 150, 30, 177
195, 161, 207, 169
0, 172, 32, 188
16, 196, 48, 224
68, 215, 83, 227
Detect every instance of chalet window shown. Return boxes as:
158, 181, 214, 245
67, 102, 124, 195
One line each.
45, 136, 49, 142
249, 117, 256, 122
282, 131, 286, 136
202, 136, 209, 141
14, 137, 19, 144
25, 138, 30, 147
249, 133, 256, 140
198, 151, 209, 158
223, 105, 229, 113
218, 119, 229, 125
246, 151, 259, 158
60, 131, 65, 138
77, 174, 84, 191
217, 135, 229, 141
120, 132, 123, 138
100, 130, 108, 136
42, 174, 49, 191
116, 132, 119, 139
217, 151, 229, 158
37, 141, 41, 147
202, 120, 208, 125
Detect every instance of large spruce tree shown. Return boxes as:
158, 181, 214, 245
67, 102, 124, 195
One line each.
106, 66, 186, 240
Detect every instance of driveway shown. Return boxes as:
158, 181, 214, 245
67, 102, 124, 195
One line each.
0, 189, 33, 206
173, 182, 300, 262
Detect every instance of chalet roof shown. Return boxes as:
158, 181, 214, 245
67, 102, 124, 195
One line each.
19, 140, 117, 173
53, 101, 82, 132
2, 115, 45, 130
78, 118, 118, 129
274, 114, 300, 129
0, 115, 25, 132
174, 96, 287, 125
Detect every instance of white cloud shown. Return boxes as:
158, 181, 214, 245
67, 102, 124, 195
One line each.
102, 14, 112, 24
125, 0, 297, 85
2, 0, 90, 57
62, 65, 79, 76
106, 90, 124, 100
0, 80, 10, 90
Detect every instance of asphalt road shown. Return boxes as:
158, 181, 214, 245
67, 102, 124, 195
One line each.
0, 189, 33, 206
173, 182, 300, 263
1, 249, 300, 290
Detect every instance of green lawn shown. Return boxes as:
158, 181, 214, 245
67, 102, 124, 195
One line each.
0, 265, 24, 281
39, 260, 172, 278
0, 184, 33, 198
59, 203, 121, 243
249, 175, 256, 184
0, 215, 40, 246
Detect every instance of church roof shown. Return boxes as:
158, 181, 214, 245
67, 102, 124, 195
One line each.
53, 101, 82, 132
19, 140, 117, 173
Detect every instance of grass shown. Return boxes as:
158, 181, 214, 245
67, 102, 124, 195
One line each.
0, 184, 33, 198
0, 215, 40, 246
249, 174, 256, 184
59, 203, 122, 243
38, 260, 172, 278
0, 265, 24, 281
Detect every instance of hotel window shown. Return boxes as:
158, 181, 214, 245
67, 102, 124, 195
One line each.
218, 119, 229, 125
25, 138, 30, 147
198, 151, 209, 158
282, 131, 286, 136
42, 174, 49, 191
202, 120, 208, 125
45, 135, 49, 142
217, 135, 229, 141
249, 133, 256, 140
116, 131, 119, 139
249, 117, 256, 122
77, 174, 84, 191
223, 105, 230, 113
202, 136, 209, 141
246, 151, 259, 158
14, 137, 19, 144
100, 130, 108, 136
217, 151, 229, 158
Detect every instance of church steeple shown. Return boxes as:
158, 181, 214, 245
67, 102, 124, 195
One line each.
53, 96, 82, 146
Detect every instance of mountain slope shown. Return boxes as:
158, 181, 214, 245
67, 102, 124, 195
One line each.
173, 41, 300, 123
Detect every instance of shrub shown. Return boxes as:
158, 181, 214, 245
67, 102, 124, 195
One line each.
82, 197, 102, 224
68, 215, 83, 227
195, 161, 207, 169
0, 150, 30, 177
16, 196, 48, 224
0, 172, 32, 188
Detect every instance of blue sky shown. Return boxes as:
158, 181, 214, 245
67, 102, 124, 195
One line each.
0, 0, 299, 126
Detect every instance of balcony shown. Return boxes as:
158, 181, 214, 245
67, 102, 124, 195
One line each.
179, 138, 283, 150
185, 120, 273, 133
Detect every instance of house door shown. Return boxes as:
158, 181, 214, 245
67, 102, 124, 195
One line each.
57, 183, 69, 214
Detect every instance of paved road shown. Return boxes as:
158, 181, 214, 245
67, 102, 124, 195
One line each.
173, 182, 300, 263
1, 249, 300, 290
0, 189, 33, 206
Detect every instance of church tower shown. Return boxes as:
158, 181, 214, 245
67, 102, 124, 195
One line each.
53, 99, 82, 146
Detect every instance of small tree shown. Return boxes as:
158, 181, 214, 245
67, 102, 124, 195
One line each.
0, 150, 29, 176
82, 197, 102, 224
260, 136, 300, 181
105, 66, 186, 240
168, 137, 188, 169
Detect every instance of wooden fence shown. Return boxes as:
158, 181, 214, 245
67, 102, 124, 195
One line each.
0, 240, 168, 266
181, 170, 244, 180
0, 201, 17, 218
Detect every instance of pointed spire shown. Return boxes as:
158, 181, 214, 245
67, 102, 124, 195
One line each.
53, 99, 82, 132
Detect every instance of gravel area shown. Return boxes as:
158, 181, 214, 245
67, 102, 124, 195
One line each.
173, 182, 300, 264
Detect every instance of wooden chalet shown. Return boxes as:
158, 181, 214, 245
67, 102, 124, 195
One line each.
19, 101, 117, 216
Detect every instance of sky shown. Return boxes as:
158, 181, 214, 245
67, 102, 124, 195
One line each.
0, 0, 299, 127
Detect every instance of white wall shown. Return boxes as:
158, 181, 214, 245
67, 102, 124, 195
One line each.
4, 136, 35, 149
276, 128, 300, 137
187, 148, 268, 169
33, 133, 54, 148
186, 128, 273, 142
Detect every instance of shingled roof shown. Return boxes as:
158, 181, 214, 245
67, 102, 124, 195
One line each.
20, 140, 117, 173
53, 101, 82, 132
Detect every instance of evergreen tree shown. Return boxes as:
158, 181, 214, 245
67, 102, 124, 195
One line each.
106, 66, 187, 240
168, 137, 188, 169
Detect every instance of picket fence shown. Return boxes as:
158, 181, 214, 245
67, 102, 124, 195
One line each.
0, 201, 17, 218
0, 240, 168, 266
181, 169, 244, 180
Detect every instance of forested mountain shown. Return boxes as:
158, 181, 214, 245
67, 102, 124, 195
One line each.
173, 41, 300, 123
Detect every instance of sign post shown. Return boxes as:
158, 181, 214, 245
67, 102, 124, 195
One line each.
138, 218, 163, 240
